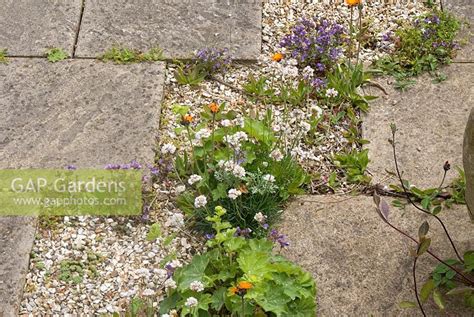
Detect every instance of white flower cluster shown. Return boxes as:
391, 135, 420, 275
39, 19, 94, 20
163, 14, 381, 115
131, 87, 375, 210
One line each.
223, 131, 248, 149
302, 65, 314, 79
325, 88, 339, 98
189, 280, 205, 292
175, 185, 186, 194
195, 128, 211, 141
254, 212, 267, 224
299, 121, 311, 134
194, 195, 207, 208
228, 188, 242, 200
263, 174, 275, 182
161, 143, 176, 155
188, 174, 202, 185
269, 149, 284, 162
185, 297, 198, 307
164, 278, 177, 291
218, 160, 246, 178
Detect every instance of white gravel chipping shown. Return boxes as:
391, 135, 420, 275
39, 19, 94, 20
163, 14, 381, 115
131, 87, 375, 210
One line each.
20, 1, 432, 314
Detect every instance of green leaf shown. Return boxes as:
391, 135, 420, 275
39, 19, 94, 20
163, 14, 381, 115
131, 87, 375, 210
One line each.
418, 221, 429, 239
433, 289, 445, 311
210, 287, 227, 311
417, 237, 431, 256
464, 251, 474, 272
175, 254, 210, 291
146, 223, 162, 241
399, 301, 417, 308
446, 286, 474, 295
237, 250, 271, 280
420, 279, 435, 302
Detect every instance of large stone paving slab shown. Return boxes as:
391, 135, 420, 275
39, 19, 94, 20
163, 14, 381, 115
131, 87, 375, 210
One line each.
279, 195, 473, 316
0, 59, 165, 168
0, 59, 164, 316
75, 0, 261, 59
0, 0, 81, 56
363, 64, 473, 189
446, 0, 474, 62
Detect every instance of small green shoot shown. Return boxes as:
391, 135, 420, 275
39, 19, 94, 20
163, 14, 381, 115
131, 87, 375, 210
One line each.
100, 46, 164, 64
0, 49, 8, 64
45, 48, 68, 63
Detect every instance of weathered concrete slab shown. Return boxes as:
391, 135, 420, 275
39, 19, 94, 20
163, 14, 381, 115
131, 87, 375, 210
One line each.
0, 59, 164, 316
75, 0, 261, 59
0, 0, 81, 56
0, 59, 165, 169
279, 195, 473, 316
363, 64, 474, 188
445, 0, 474, 62
0, 217, 37, 317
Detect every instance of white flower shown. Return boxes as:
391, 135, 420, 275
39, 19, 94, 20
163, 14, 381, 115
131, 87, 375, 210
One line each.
262, 161, 269, 167
189, 281, 205, 292
161, 143, 176, 155
310, 103, 323, 117
232, 165, 246, 178
194, 195, 207, 208
164, 278, 177, 291
287, 58, 298, 66
302, 66, 314, 79
282, 66, 299, 78
263, 174, 275, 182
185, 297, 198, 307
188, 174, 202, 185
299, 121, 311, 133
221, 119, 232, 127
270, 149, 284, 162
254, 212, 267, 224
228, 188, 242, 200
325, 88, 339, 98
223, 131, 248, 149
195, 128, 211, 140
233, 117, 245, 128
175, 185, 186, 194
142, 289, 155, 296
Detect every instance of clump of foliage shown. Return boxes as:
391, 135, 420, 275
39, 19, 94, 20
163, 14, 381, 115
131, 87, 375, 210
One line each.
159, 206, 316, 316
374, 124, 473, 315
375, 10, 461, 85
175, 48, 231, 86
333, 149, 371, 184
45, 48, 68, 63
280, 17, 346, 79
166, 103, 308, 234
0, 49, 7, 64
100, 46, 164, 64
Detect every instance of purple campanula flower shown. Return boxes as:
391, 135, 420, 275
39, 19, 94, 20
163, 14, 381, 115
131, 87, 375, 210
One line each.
269, 229, 290, 248
65, 164, 77, 170
204, 233, 215, 240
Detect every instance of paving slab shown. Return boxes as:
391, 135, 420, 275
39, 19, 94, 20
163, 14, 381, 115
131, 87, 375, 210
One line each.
0, 59, 165, 316
279, 195, 474, 316
0, 0, 82, 56
0, 59, 165, 169
75, 0, 261, 59
445, 0, 474, 62
362, 64, 474, 189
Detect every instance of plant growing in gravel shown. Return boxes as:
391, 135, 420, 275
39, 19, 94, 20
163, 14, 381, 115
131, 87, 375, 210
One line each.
333, 149, 371, 184
45, 48, 68, 63
100, 46, 164, 64
280, 17, 346, 81
0, 49, 7, 64
374, 124, 474, 315
175, 48, 231, 86
374, 10, 461, 87
158, 206, 316, 316
168, 103, 309, 234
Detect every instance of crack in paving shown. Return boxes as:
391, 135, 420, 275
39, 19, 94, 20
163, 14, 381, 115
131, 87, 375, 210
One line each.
72, 0, 86, 58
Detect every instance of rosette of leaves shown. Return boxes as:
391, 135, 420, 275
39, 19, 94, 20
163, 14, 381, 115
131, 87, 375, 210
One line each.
159, 207, 317, 316
172, 104, 309, 234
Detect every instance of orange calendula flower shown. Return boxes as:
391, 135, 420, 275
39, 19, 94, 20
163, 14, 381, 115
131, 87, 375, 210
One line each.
229, 286, 239, 295
272, 52, 284, 62
209, 102, 219, 114
238, 281, 253, 290
345, 0, 361, 6
181, 114, 193, 126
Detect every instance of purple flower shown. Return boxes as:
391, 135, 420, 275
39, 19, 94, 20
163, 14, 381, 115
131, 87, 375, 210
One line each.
104, 163, 121, 170
195, 47, 232, 73
204, 233, 215, 240
65, 164, 77, 170
234, 227, 252, 238
382, 31, 392, 42
269, 229, 290, 248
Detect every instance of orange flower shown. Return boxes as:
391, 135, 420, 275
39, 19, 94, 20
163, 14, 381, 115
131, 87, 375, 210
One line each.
229, 286, 239, 295
345, 0, 361, 6
238, 281, 253, 290
209, 102, 219, 114
181, 114, 193, 126
272, 52, 284, 62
